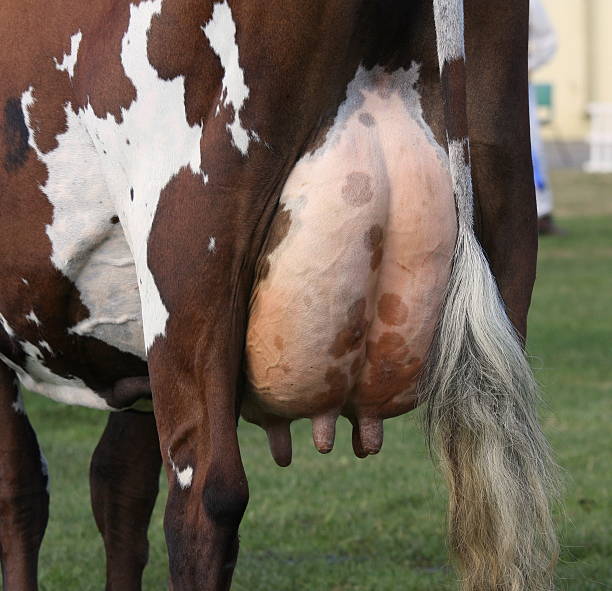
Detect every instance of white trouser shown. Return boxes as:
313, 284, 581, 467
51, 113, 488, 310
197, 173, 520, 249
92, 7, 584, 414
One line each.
528, 84, 553, 217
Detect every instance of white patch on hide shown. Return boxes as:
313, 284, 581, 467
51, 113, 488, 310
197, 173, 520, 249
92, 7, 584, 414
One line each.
12, 391, 25, 414
0, 313, 15, 337
69, 314, 138, 336
208, 236, 217, 253
38, 340, 53, 354
432, 0, 465, 69
21, 278, 29, 285
176, 466, 194, 489
0, 304, 109, 409
20, 89, 146, 360
168, 449, 194, 489
78, 0, 206, 352
67, 227, 144, 359
26, 310, 41, 326
448, 137, 474, 228
95, 255, 134, 267
0, 348, 111, 410
203, 1, 257, 155
54, 30, 82, 78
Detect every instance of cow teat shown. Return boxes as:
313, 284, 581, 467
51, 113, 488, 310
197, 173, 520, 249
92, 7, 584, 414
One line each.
265, 419, 292, 467
311, 412, 338, 454
358, 416, 383, 455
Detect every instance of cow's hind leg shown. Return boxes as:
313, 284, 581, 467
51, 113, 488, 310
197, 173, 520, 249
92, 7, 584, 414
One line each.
90, 410, 161, 591
0, 363, 49, 590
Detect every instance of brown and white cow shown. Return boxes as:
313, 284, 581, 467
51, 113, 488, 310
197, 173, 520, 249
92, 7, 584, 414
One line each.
0, 1, 558, 589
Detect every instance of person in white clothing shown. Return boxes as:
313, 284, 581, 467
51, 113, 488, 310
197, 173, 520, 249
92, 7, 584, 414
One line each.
529, 0, 563, 235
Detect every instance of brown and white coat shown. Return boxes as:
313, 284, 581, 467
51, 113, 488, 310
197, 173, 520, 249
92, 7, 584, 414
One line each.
0, 1, 556, 590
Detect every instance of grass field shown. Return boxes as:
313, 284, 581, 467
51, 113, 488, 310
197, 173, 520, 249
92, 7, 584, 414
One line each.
4, 171, 611, 590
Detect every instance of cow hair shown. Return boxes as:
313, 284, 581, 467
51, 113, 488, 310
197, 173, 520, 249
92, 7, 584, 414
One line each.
419, 3, 560, 590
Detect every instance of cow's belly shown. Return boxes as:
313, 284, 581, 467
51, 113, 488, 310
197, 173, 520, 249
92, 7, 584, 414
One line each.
26, 98, 147, 364
0, 225, 144, 410
0, 223, 145, 410
244, 66, 456, 452
0, 94, 146, 409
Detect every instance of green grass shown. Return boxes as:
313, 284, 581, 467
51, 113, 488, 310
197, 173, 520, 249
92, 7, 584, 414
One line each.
527, 171, 612, 591
4, 171, 612, 590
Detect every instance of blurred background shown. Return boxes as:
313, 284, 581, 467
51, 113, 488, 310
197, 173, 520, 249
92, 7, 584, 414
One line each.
2, 2, 610, 590
531, 0, 612, 170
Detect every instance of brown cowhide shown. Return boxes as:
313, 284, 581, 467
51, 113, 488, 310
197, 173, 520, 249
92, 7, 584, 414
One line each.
0, 1, 535, 590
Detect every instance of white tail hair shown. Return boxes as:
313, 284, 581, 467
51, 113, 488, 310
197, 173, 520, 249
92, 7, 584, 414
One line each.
420, 2, 560, 590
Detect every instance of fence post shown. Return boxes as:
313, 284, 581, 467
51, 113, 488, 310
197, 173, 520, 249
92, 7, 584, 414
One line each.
585, 102, 612, 173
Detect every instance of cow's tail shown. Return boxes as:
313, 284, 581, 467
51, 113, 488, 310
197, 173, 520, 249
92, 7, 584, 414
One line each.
417, 2, 559, 589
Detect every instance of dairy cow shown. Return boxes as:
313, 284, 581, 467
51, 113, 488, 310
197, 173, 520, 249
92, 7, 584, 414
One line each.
0, 1, 558, 589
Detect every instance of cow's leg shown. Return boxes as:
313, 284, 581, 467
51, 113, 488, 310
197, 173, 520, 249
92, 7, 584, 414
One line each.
0, 364, 49, 590
149, 342, 248, 591
90, 410, 161, 591
128, 4, 375, 588
141, 148, 272, 591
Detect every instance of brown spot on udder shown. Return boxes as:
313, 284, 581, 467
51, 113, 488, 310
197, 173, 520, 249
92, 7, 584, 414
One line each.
358, 332, 421, 404
364, 224, 384, 271
370, 247, 383, 271
273, 335, 284, 350
325, 367, 348, 400
364, 225, 383, 251
376, 78, 394, 100
358, 112, 376, 127
329, 298, 367, 358
257, 203, 292, 281
266, 204, 292, 253
342, 172, 373, 207
377, 293, 409, 326
306, 367, 350, 420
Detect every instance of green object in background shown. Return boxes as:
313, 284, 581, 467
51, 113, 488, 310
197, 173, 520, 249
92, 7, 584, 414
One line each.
535, 82, 554, 125
535, 82, 553, 107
